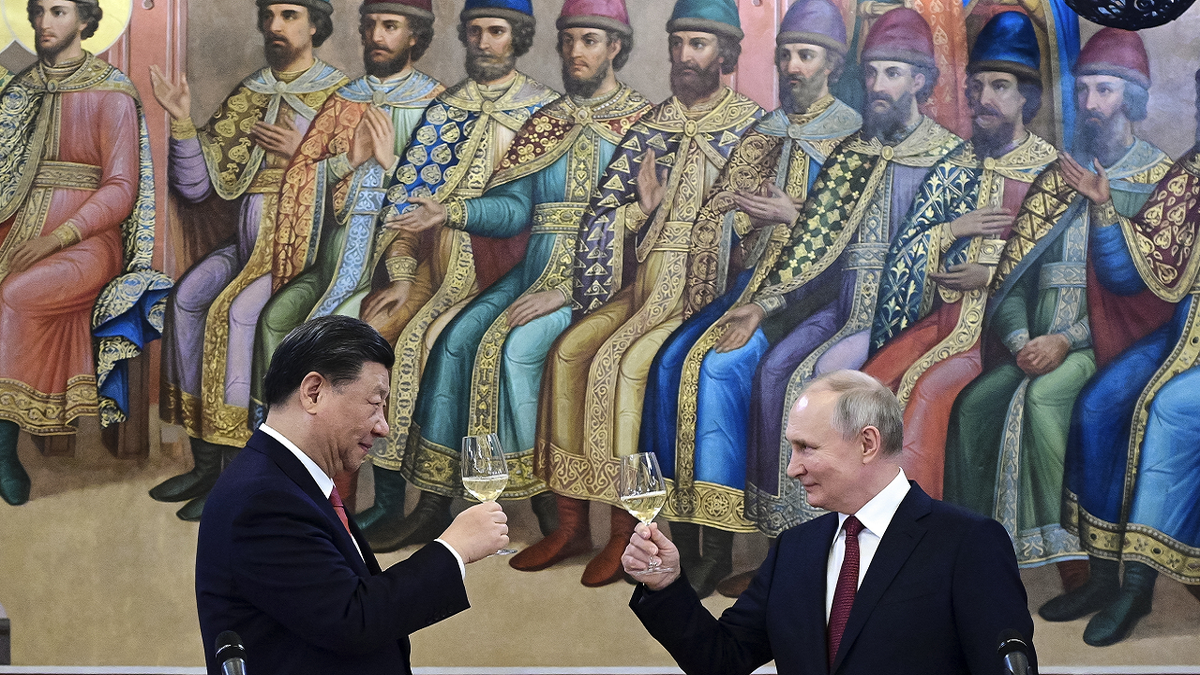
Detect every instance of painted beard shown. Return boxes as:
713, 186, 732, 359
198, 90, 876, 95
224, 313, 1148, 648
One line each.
778, 71, 826, 115
36, 25, 81, 61
863, 90, 915, 143
264, 35, 305, 71
670, 58, 722, 104
970, 104, 1018, 158
364, 44, 412, 78
465, 45, 516, 84
1074, 108, 1129, 169
562, 58, 612, 99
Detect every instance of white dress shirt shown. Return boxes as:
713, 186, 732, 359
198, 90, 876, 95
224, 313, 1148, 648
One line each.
824, 468, 911, 622
259, 424, 465, 578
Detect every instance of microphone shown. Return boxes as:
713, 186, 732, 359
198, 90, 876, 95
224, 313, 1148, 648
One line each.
997, 629, 1033, 675
215, 631, 247, 675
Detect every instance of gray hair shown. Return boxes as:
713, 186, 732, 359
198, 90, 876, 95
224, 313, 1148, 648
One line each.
802, 370, 903, 456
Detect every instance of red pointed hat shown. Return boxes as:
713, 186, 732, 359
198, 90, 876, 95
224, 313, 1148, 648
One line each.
557, 0, 632, 36
860, 7, 935, 69
360, 0, 434, 20
1073, 27, 1150, 89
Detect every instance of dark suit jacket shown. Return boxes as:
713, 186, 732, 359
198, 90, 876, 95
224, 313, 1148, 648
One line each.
631, 482, 1035, 675
196, 430, 469, 675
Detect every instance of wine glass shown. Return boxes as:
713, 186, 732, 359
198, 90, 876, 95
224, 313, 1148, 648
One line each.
461, 433, 516, 555
619, 452, 673, 575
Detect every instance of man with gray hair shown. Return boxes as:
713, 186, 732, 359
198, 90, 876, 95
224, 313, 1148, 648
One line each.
624, 370, 1035, 674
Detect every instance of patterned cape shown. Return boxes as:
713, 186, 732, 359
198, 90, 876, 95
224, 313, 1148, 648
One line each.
196, 61, 347, 202
1116, 149, 1200, 302
0, 54, 172, 426
571, 89, 763, 316
271, 71, 443, 289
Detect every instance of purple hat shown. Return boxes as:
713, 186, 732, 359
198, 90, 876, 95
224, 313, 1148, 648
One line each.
557, 0, 632, 36
777, 0, 847, 55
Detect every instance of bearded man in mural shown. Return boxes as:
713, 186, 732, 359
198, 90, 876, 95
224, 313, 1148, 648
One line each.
151, 0, 348, 521
861, 11, 1056, 499
635, 0, 861, 599
686, 9, 960, 562
387, 0, 653, 551
0, 0, 169, 507
516, 0, 765, 588
245, 0, 444, 434
943, 28, 1172, 608
359, 0, 558, 548
1038, 69, 1200, 648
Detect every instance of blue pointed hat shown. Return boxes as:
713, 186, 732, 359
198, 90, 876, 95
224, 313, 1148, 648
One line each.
968, 11, 1040, 82
667, 0, 744, 40
461, 0, 535, 26
777, 0, 847, 55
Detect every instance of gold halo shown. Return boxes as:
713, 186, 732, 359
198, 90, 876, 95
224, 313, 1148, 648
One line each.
0, 10, 12, 52
3, 0, 133, 56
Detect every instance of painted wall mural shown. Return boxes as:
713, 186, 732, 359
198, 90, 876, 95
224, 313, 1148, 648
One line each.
2, 0, 1200, 667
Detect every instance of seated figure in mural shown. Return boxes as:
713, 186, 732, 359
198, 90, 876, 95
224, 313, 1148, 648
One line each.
636, 0, 861, 598
152, 0, 348, 521
384, 0, 653, 551
0, 0, 170, 507
943, 28, 1171, 599
360, 0, 558, 547
246, 0, 444, 430
694, 8, 960, 554
517, 0, 765, 588
1039, 68, 1200, 648
861, 11, 1056, 498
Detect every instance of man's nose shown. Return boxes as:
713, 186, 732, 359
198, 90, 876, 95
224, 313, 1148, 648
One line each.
373, 415, 389, 438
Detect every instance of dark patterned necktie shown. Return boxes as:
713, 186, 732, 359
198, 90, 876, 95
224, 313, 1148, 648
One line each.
828, 515, 864, 666
329, 485, 353, 538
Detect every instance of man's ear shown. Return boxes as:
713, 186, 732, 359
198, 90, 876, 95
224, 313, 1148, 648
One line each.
298, 372, 325, 414
860, 425, 884, 463
911, 71, 926, 97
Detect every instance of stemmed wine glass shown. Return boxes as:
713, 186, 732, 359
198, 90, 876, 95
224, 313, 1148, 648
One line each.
461, 433, 517, 555
618, 452, 673, 575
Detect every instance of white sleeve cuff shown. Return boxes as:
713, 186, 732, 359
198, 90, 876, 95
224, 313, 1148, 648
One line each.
435, 538, 466, 579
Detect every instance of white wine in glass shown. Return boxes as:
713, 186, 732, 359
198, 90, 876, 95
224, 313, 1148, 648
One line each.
619, 452, 673, 574
461, 433, 516, 555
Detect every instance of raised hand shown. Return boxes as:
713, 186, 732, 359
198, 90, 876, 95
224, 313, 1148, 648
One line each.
365, 107, 397, 169
636, 149, 667, 215
251, 115, 304, 159
1059, 152, 1111, 205
621, 523, 681, 590
383, 196, 447, 233
361, 280, 413, 324
732, 182, 801, 228
948, 207, 1013, 239
508, 290, 569, 327
439, 501, 510, 563
929, 263, 991, 291
148, 65, 191, 121
714, 303, 765, 353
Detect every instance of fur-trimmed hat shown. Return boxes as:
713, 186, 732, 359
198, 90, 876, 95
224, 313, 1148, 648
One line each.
860, 8, 935, 69
360, 0, 433, 21
556, 0, 632, 37
256, 0, 333, 17
461, 0, 534, 27
967, 11, 1040, 83
776, 0, 847, 55
1073, 27, 1151, 90
666, 0, 744, 41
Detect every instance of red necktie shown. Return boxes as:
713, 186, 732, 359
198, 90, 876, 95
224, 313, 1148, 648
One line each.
329, 486, 353, 538
828, 515, 864, 666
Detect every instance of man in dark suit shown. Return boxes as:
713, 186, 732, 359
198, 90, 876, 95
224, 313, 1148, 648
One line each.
623, 370, 1035, 675
196, 315, 510, 675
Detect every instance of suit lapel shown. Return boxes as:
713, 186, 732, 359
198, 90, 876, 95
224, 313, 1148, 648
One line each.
804, 514, 839, 675
831, 483, 932, 673
254, 431, 375, 576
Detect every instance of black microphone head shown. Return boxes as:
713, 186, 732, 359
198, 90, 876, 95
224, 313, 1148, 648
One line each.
215, 631, 247, 663
997, 628, 1029, 657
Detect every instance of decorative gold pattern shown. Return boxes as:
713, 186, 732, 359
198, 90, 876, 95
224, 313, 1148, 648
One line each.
0, 375, 98, 435
385, 256, 417, 282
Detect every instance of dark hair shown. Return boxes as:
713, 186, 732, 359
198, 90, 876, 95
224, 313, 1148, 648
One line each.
409, 14, 434, 62
911, 62, 939, 104
1123, 81, 1149, 122
606, 29, 632, 71
27, 0, 102, 40
263, 315, 394, 409
1017, 78, 1043, 125
716, 33, 741, 75
257, 5, 332, 48
458, 14, 536, 58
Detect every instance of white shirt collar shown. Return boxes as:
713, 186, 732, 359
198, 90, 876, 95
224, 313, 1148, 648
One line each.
838, 467, 910, 538
260, 423, 334, 499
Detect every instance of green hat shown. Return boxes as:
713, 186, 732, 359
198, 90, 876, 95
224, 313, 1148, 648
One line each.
666, 0, 744, 41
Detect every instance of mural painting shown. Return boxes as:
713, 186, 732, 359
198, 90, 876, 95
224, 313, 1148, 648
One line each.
2, 0, 1200, 667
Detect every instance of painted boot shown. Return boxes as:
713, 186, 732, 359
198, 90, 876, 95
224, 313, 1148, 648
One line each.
580, 507, 638, 587
0, 420, 30, 506
369, 490, 451, 553
150, 437, 225, 503
355, 466, 408, 532
510, 495, 592, 571
1083, 561, 1156, 647
1039, 555, 1120, 621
